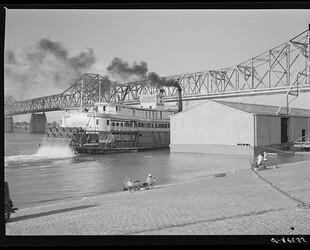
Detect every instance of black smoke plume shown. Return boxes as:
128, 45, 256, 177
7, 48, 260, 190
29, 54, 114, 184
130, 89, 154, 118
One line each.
147, 71, 181, 91
106, 57, 148, 82
37, 38, 96, 74
106, 57, 181, 90
4, 38, 96, 100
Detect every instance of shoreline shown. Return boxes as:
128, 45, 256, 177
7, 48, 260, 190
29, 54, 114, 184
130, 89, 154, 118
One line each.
5, 160, 310, 238
9, 154, 310, 210
14, 164, 249, 211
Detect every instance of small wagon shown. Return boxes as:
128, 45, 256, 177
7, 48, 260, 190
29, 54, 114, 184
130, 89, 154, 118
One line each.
121, 177, 155, 191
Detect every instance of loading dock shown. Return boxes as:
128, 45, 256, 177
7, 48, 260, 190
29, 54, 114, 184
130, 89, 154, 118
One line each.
170, 100, 310, 156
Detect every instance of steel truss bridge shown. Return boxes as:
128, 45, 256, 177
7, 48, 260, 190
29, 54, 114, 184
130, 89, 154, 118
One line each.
5, 27, 310, 116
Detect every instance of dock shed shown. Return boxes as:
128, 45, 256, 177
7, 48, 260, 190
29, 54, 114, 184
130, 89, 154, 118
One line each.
170, 100, 310, 156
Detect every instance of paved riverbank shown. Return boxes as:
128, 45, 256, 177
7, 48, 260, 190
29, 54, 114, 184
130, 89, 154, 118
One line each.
4, 158, 310, 245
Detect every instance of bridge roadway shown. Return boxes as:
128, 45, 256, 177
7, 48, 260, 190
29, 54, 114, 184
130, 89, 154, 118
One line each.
4, 84, 310, 117
4, 25, 310, 131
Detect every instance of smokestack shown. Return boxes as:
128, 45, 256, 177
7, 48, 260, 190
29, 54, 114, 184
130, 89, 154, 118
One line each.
166, 78, 182, 112
148, 73, 183, 112
178, 87, 183, 112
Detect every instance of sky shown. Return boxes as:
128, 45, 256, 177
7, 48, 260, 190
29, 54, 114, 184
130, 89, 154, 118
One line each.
4, 8, 310, 122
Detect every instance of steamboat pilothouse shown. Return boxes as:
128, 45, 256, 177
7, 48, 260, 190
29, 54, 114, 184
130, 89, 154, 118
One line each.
44, 90, 180, 154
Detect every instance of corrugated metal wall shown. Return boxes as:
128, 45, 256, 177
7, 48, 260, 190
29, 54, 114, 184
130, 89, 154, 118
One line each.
289, 117, 310, 142
256, 116, 281, 146
171, 101, 254, 146
255, 115, 310, 146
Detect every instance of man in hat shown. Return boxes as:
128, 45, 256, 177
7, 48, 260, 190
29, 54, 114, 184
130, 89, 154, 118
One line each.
146, 174, 156, 188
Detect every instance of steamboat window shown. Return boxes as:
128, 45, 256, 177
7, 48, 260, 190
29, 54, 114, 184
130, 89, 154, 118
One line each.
103, 106, 106, 111
107, 120, 110, 125
112, 122, 115, 126
96, 119, 99, 125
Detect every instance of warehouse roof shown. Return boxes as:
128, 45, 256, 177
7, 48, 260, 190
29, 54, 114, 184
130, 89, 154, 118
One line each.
215, 100, 310, 117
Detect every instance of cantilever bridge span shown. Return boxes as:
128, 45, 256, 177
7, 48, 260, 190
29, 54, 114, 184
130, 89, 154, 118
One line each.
5, 26, 310, 117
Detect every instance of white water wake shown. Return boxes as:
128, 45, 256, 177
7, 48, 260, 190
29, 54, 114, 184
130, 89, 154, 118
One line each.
36, 145, 76, 158
5, 145, 76, 164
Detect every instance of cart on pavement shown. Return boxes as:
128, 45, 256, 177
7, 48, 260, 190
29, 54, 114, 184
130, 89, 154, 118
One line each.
5, 182, 18, 223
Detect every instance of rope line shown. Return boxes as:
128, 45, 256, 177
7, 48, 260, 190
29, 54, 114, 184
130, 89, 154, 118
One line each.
248, 146, 309, 209
251, 164, 310, 209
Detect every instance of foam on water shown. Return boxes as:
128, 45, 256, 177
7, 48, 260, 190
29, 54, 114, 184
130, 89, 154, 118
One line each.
5, 154, 41, 164
36, 145, 76, 158
5, 145, 76, 164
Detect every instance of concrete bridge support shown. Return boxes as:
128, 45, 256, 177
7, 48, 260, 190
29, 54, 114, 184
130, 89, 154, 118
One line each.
5, 116, 14, 132
29, 113, 47, 133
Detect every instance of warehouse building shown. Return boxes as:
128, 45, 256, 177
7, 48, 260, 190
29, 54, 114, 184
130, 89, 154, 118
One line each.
170, 100, 310, 156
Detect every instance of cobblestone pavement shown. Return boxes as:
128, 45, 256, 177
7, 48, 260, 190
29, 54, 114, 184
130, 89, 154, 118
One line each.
4, 160, 310, 245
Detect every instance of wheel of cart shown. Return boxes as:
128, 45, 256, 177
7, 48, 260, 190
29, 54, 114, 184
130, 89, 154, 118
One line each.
5, 205, 10, 223
4, 182, 18, 223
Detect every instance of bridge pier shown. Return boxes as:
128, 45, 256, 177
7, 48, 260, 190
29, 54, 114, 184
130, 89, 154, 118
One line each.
29, 113, 47, 133
5, 116, 14, 132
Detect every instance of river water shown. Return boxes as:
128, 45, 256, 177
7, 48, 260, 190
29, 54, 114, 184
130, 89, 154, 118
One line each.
4, 130, 310, 209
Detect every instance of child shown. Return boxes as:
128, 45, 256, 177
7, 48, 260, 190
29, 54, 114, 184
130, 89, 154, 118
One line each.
263, 152, 268, 169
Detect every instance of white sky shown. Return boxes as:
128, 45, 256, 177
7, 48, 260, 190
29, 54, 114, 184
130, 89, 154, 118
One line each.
4, 8, 310, 122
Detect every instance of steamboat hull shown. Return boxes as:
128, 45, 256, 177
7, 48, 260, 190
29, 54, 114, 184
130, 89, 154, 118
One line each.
43, 127, 170, 154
